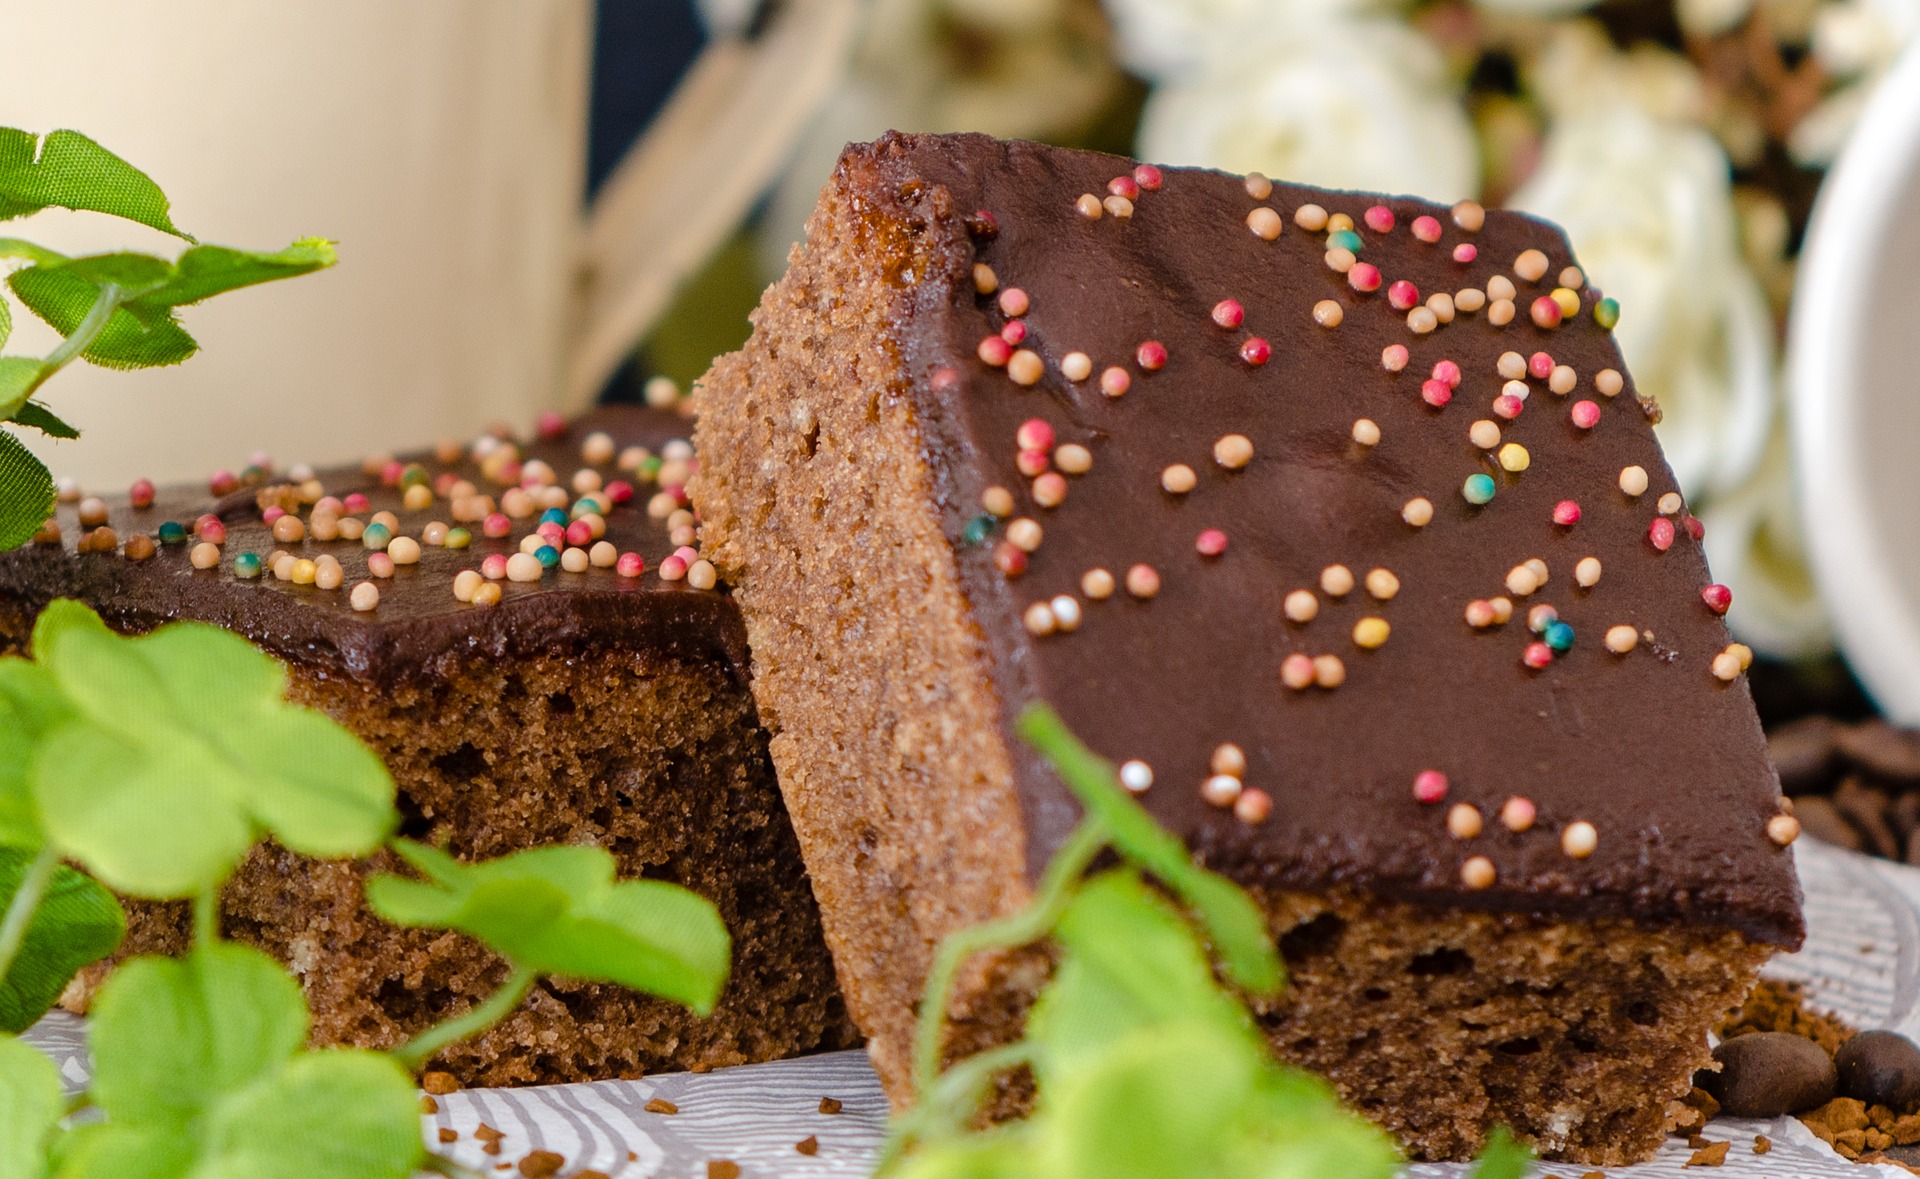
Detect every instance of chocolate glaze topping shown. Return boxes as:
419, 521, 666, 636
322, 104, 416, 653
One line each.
0, 407, 746, 686
853, 132, 1803, 946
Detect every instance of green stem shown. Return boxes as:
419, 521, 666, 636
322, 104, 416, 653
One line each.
911, 817, 1107, 1096
36, 284, 121, 380
393, 966, 536, 1073
0, 846, 59, 984
193, 886, 219, 949
877, 1041, 1035, 1176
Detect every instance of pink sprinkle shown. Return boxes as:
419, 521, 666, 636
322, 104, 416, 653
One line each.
1136, 340, 1168, 371
616, 552, 646, 578
978, 335, 1011, 366
209, 470, 239, 496
1702, 584, 1732, 614
314, 497, 344, 515
1431, 359, 1462, 388
249, 450, 273, 470
1413, 770, 1449, 804
496, 461, 523, 486
1133, 164, 1163, 191
1195, 528, 1228, 557
659, 554, 688, 581
1502, 796, 1537, 831
1531, 296, 1564, 328
380, 461, 405, 487
1552, 500, 1582, 526
262, 506, 286, 525
1017, 419, 1055, 452
1649, 518, 1676, 552
1033, 472, 1068, 504
1388, 280, 1420, 311
1570, 400, 1601, 429
1493, 394, 1524, 420
1364, 205, 1395, 233
606, 480, 634, 504
1381, 344, 1410, 373
1212, 299, 1245, 328
675, 545, 699, 564
930, 365, 960, 392
1240, 337, 1272, 366
998, 288, 1030, 317
1528, 352, 1555, 380
537, 410, 567, 440
481, 554, 509, 580
129, 479, 155, 509
1017, 449, 1050, 477
196, 513, 222, 534
344, 493, 371, 514
484, 513, 512, 538
368, 551, 396, 578
663, 483, 689, 507
969, 210, 999, 237
1452, 243, 1477, 264
198, 520, 227, 545
1411, 215, 1442, 243
1100, 367, 1132, 397
1523, 642, 1554, 670
1348, 263, 1382, 293
1000, 320, 1027, 345
537, 522, 566, 546
1685, 514, 1706, 540
566, 520, 593, 547
1421, 379, 1453, 408
1108, 175, 1140, 200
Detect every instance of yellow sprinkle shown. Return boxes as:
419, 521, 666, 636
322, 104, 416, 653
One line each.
1352, 617, 1391, 649
1497, 443, 1530, 472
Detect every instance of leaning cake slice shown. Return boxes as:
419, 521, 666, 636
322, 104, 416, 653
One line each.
0, 405, 856, 1085
691, 132, 1804, 1164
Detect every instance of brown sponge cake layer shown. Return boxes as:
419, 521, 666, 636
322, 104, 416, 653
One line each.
691, 132, 1799, 1161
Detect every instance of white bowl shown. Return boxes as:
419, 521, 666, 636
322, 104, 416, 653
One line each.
1791, 43, 1920, 722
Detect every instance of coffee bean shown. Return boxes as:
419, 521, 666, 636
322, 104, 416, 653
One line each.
1771, 716, 1838, 794
1836, 721, 1920, 782
1795, 796, 1864, 851
1703, 1032, 1836, 1116
1836, 778, 1901, 859
1836, 1031, 1920, 1110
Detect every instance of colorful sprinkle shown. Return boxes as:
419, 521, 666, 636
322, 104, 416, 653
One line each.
1618, 466, 1649, 496
1234, 789, 1273, 825
1082, 568, 1116, 600
1605, 625, 1639, 653
1448, 803, 1483, 839
1313, 300, 1343, 327
1460, 856, 1497, 890
1313, 654, 1346, 688
1352, 617, 1391, 649
1062, 352, 1092, 381
1411, 215, 1442, 243
1281, 653, 1316, 690
1463, 473, 1496, 505
1570, 400, 1600, 429
1136, 340, 1168, 371
1348, 263, 1382, 293
233, 551, 262, 578
1453, 243, 1478, 264
1522, 641, 1554, 669
1161, 464, 1197, 494
1119, 760, 1154, 793
1500, 796, 1537, 832
1365, 568, 1400, 600
1125, 564, 1161, 599
350, 582, 380, 612
1421, 378, 1453, 408
1575, 557, 1602, 588
1294, 203, 1329, 231
1649, 518, 1676, 551
1469, 420, 1501, 449
1363, 205, 1395, 233
1214, 435, 1254, 469
1008, 350, 1044, 385
1530, 296, 1563, 329
1240, 337, 1272, 366
1413, 770, 1449, 804
1195, 529, 1229, 557
1100, 366, 1131, 397
1320, 564, 1355, 596
1702, 584, 1733, 614
1552, 500, 1581, 526
1283, 589, 1319, 623
1201, 774, 1242, 807
1381, 344, 1410, 372
1767, 814, 1800, 847
1133, 164, 1163, 190
1594, 297, 1620, 330
1247, 207, 1283, 240
1212, 299, 1245, 328
1402, 497, 1433, 527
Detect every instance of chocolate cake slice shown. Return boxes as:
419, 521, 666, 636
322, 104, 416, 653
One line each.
0, 405, 857, 1085
691, 132, 1805, 1164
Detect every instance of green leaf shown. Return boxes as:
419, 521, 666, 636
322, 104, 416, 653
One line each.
0, 851, 123, 1032
1027, 872, 1253, 1083
0, 659, 70, 846
1470, 1126, 1533, 1179
0, 429, 53, 552
69, 944, 423, 1179
0, 358, 47, 421
0, 1034, 60, 1179
0, 129, 192, 240
0, 288, 10, 350
1043, 1022, 1261, 1176
6, 240, 334, 373
8, 404, 75, 440
1015, 704, 1282, 997
88, 944, 307, 1124
26, 602, 395, 897
369, 841, 732, 1014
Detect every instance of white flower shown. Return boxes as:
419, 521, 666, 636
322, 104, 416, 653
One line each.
1791, 0, 1920, 163
1102, 0, 1381, 82
1699, 411, 1835, 657
1511, 106, 1775, 499
1134, 14, 1479, 201
1466, 0, 1600, 17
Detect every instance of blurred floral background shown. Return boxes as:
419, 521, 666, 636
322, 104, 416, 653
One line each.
628, 0, 1913, 679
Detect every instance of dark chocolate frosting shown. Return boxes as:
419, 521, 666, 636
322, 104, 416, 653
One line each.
0, 407, 747, 686
857, 133, 1803, 947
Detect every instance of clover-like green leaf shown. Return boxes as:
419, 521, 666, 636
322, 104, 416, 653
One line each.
0, 659, 69, 846
24, 601, 394, 897
0, 289, 10, 350
8, 403, 76, 440
1469, 1126, 1533, 1179
1027, 872, 1252, 1084
0, 850, 123, 1033
369, 841, 732, 1014
1015, 704, 1281, 997
0, 1033, 61, 1179
7, 240, 334, 374
62, 943, 423, 1179
0, 129, 192, 240
0, 359, 47, 423
0, 429, 53, 552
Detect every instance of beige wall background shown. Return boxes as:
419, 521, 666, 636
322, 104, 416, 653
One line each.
0, 0, 594, 489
